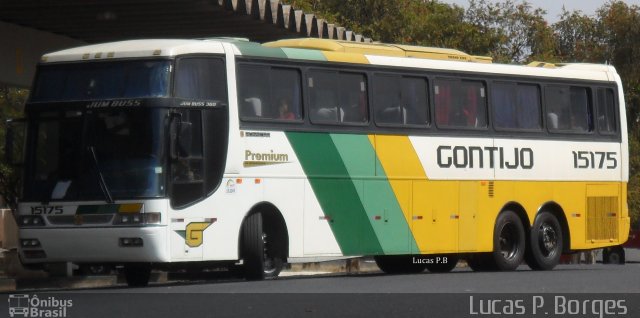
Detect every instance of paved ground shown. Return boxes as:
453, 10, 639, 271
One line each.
2, 263, 638, 318
78, 263, 639, 294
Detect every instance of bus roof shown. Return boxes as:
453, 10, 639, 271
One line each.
41, 38, 617, 82
41, 39, 226, 63
264, 38, 493, 63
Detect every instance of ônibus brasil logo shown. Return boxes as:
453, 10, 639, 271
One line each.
8, 294, 73, 317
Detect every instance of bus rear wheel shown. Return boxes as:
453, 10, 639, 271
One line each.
525, 212, 563, 270
374, 255, 426, 274
602, 246, 625, 264
241, 212, 283, 280
123, 263, 151, 287
487, 210, 526, 271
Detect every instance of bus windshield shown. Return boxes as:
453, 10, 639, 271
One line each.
24, 108, 167, 202
30, 60, 171, 102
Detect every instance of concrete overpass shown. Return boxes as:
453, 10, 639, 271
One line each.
0, 0, 370, 87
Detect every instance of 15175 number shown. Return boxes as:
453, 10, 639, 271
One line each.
31, 206, 64, 215
572, 151, 617, 169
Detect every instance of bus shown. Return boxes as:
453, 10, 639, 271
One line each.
6, 37, 630, 286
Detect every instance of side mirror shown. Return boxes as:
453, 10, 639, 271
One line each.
5, 119, 26, 166
169, 113, 193, 160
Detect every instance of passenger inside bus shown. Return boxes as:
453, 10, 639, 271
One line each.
277, 97, 295, 120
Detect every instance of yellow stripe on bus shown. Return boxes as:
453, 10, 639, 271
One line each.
322, 51, 370, 64
369, 135, 432, 252
118, 203, 143, 213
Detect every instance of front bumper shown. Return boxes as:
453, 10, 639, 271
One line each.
19, 226, 169, 264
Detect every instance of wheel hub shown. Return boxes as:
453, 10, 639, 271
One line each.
262, 232, 276, 274
539, 223, 558, 256
499, 223, 519, 260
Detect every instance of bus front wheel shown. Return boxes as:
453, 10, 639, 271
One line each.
525, 212, 563, 270
602, 246, 625, 264
241, 212, 283, 280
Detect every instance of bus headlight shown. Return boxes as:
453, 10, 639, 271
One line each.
113, 212, 161, 225
143, 212, 161, 224
21, 239, 41, 248
18, 216, 46, 227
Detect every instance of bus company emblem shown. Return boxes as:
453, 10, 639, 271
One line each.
185, 222, 214, 247
243, 150, 290, 168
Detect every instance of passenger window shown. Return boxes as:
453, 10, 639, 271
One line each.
237, 64, 302, 121
308, 70, 368, 124
492, 82, 541, 130
434, 79, 487, 129
597, 88, 617, 134
373, 74, 428, 126
545, 86, 593, 133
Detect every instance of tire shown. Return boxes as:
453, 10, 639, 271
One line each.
425, 254, 458, 273
602, 246, 625, 265
374, 255, 426, 274
487, 211, 526, 271
525, 212, 563, 270
241, 212, 284, 280
123, 264, 151, 287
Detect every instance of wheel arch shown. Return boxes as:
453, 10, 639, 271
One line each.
238, 202, 290, 260
500, 201, 532, 231
537, 201, 571, 253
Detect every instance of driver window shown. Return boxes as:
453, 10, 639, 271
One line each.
171, 110, 204, 208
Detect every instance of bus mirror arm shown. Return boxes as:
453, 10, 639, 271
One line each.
169, 113, 193, 161
169, 113, 181, 161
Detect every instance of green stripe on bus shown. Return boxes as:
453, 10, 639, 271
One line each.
233, 42, 288, 59
286, 132, 383, 255
281, 48, 327, 61
331, 134, 418, 254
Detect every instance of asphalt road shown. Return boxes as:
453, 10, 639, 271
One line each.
3, 264, 640, 318
102, 263, 640, 293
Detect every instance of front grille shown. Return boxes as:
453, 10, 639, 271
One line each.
47, 214, 114, 225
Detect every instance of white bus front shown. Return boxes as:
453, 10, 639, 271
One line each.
13, 50, 230, 286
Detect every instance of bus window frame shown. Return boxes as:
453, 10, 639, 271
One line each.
543, 84, 596, 136
306, 68, 370, 127
596, 87, 619, 136
433, 77, 489, 131
489, 80, 544, 134
372, 72, 430, 129
236, 62, 305, 125
234, 58, 621, 143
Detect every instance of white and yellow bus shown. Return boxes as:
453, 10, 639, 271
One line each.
8, 38, 629, 286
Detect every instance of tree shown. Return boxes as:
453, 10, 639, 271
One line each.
0, 85, 28, 209
464, 0, 556, 63
553, 9, 604, 62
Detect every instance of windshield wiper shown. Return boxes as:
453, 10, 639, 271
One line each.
88, 146, 114, 204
